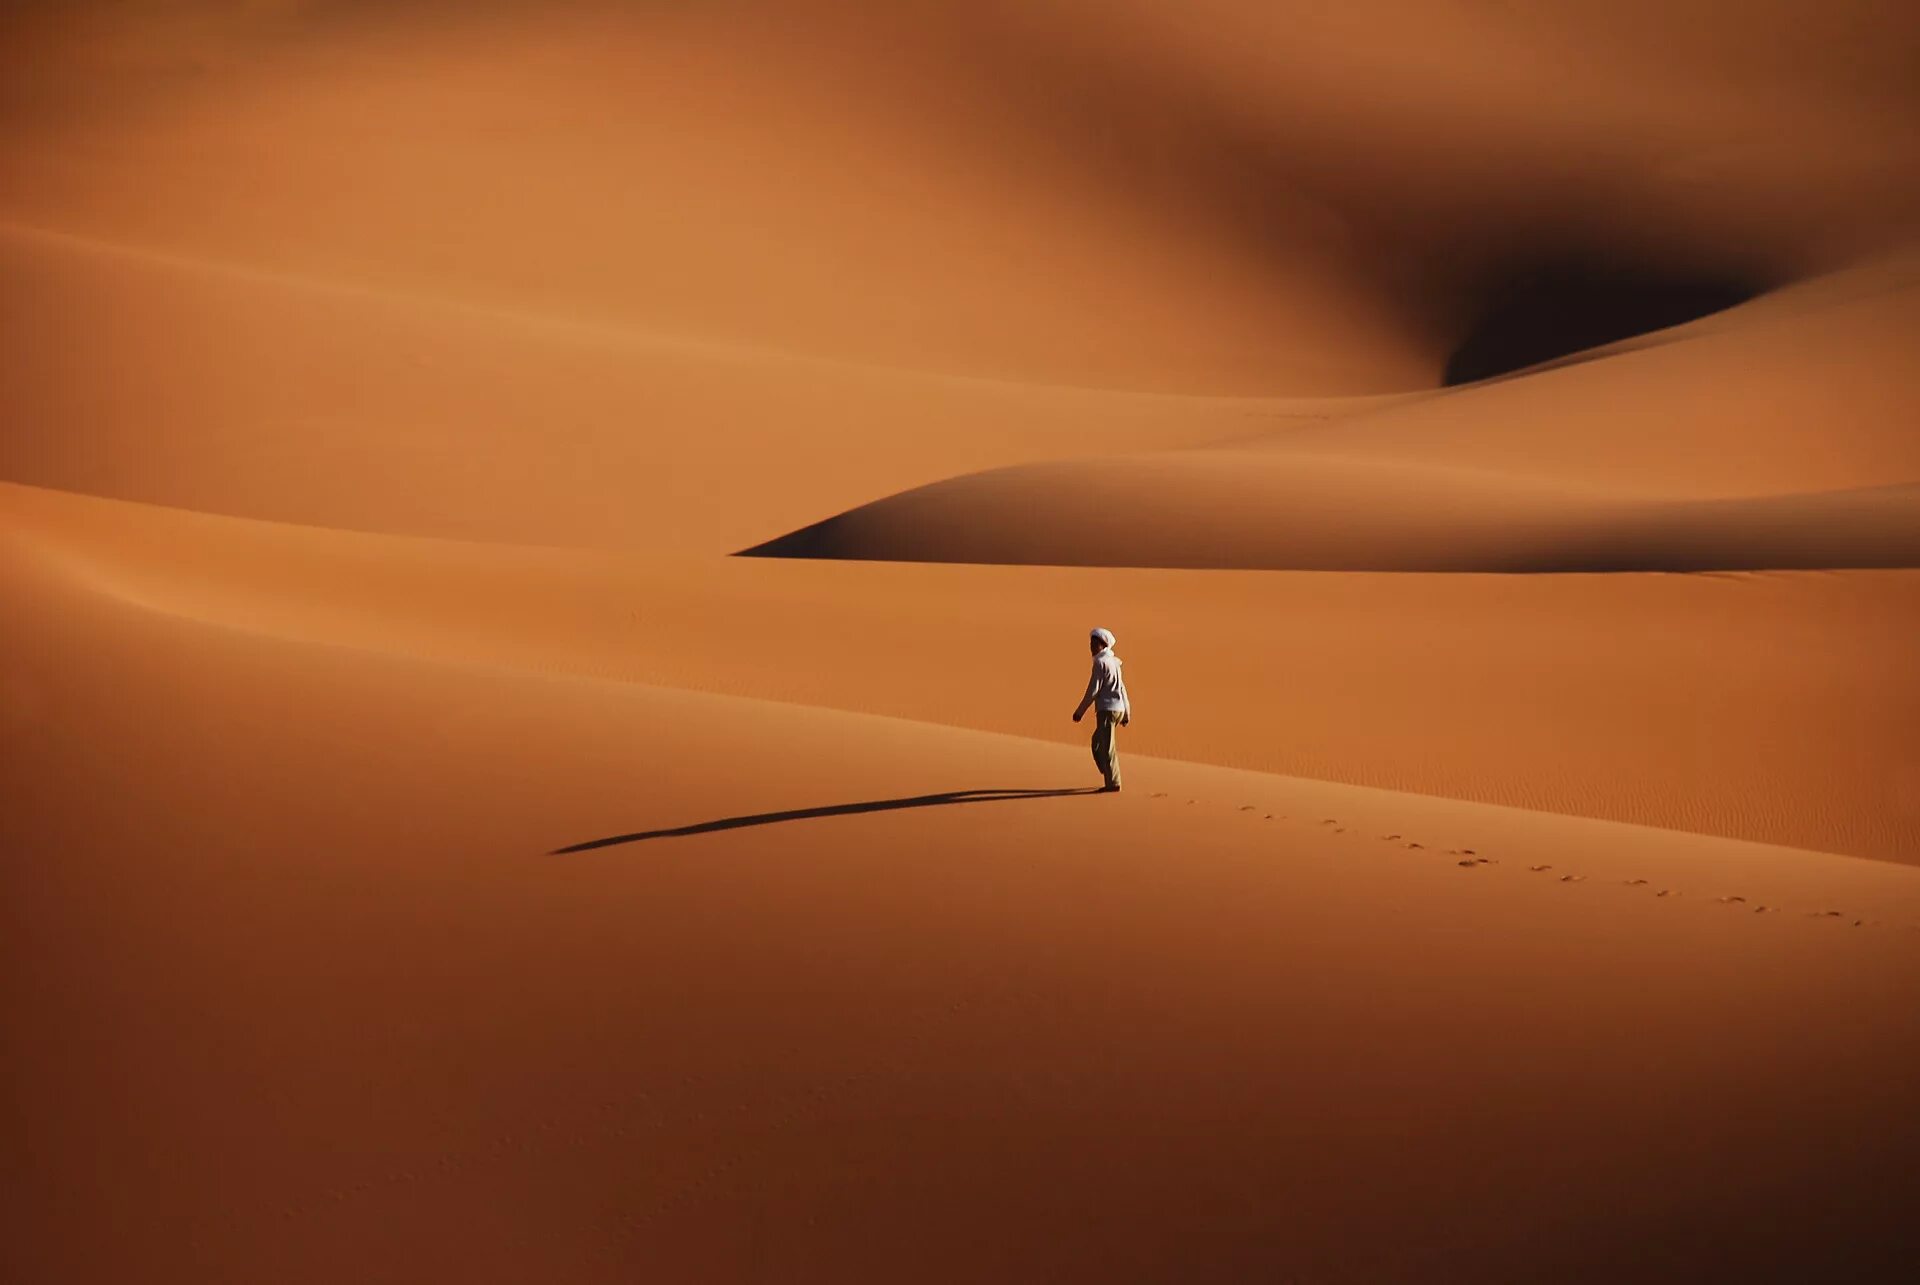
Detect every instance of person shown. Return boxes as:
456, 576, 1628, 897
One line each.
1071, 627, 1131, 792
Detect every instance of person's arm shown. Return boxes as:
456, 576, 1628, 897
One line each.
1119, 668, 1132, 724
1072, 665, 1098, 722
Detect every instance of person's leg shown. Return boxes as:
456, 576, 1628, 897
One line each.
1091, 715, 1110, 783
1104, 711, 1121, 790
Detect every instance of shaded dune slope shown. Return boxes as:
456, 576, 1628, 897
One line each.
746, 257, 1920, 571
6, 1, 1917, 400
744, 459, 1920, 573
7, 2, 1917, 571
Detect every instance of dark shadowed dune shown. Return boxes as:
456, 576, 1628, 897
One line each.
741, 463, 1920, 572
5, 3, 1920, 1283
1442, 257, 1766, 385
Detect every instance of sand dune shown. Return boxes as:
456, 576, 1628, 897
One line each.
747, 253, 1920, 569
6, 2, 1916, 392
745, 457, 1920, 572
10, 481, 1916, 864
8, 519, 1920, 1284
5, 1, 1919, 1280
0, 223, 1268, 551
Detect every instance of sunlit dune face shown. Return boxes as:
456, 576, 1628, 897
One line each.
3, 0, 1915, 392
4, 8, 1920, 1280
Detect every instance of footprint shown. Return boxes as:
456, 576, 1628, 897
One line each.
1457, 859, 1478, 868
1264, 814, 1274, 820
1458, 848, 1477, 856
1239, 805, 1257, 812
1333, 827, 1347, 834
1559, 875, 1586, 883
1716, 896, 1747, 904
1383, 834, 1402, 841
1624, 879, 1649, 886
1809, 910, 1844, 918
1754, 906, 1769, 913
1529, 864, 1552, 872
1405, 842, 1424, 850
1150, 792, 1167, 799
1320, 819, 1339, 826
1656, 890, 1673, 897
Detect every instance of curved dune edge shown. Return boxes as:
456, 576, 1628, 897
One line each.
8, 520, 1920, 1283
4, 4, 1919, 1281
9, 480, 1917, 865
741, 454, 1920, 572
0, 221, 1359, 554
0, 5, 1912, 1275
740, 253, 1920, 572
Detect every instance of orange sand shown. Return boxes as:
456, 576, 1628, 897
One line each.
4, 3, 1918, 1281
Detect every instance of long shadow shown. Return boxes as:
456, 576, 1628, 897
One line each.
551, 787, 1105, 854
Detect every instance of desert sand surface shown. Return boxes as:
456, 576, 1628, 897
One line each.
4, 2, 1919, 1281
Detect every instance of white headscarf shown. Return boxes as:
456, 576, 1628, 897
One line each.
1090, 627, 1116, 649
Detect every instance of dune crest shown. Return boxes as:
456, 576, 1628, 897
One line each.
743, 253, 1920, 570
5, 2, 1919, 1281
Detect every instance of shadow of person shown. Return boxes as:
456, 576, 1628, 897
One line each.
551, 787, 1105, 854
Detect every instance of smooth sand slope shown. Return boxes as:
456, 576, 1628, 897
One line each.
8, 522, 1920, 1284
0, 222, 1283, 552
8, 482, 1918, 865
4, 1, 1919, 1281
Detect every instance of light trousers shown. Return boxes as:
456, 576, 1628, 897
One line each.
1092, 709, 1122, 787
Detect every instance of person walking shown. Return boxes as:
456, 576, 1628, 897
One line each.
1072, 627, 1131, 792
